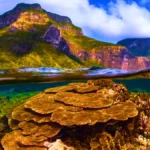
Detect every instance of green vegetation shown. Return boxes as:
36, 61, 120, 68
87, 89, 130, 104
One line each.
0, 26, 84, 69
0, 9, 122, 69
0, 91, 38, 118
66, 35, 116, 52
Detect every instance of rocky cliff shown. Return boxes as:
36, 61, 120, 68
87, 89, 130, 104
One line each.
0, 3, 150, 70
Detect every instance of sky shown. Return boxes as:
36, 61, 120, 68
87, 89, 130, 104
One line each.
0, 0, 150, 43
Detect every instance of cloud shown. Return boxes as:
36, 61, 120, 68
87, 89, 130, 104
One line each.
1, 0, 150, 43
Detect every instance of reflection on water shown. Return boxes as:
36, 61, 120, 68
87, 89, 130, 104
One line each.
0, 67, 150, 97
0, 67, 150, 84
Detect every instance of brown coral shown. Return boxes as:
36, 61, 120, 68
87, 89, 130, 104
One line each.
24, 93, 82, 115
1, 80, 139, 150
51, 101, 138, 126
1, 130, 47, 150
45, 83, 99, 94
12, 104, 52, 123
18, 121, 61, 138
54, 91, 114, 109
90, 132, 127, 150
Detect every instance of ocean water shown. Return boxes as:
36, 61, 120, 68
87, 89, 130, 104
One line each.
0, 67, 150, 149
0, 67, 150, 91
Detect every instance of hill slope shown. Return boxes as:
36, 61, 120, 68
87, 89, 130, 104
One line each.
0, 3, 150, 70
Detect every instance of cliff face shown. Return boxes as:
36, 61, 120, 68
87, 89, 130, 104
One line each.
0, 3, 150, 70
75, 46, 150, 70
117, 38, 150, 70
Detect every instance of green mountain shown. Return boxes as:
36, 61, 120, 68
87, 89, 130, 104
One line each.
0, 3, 149, 70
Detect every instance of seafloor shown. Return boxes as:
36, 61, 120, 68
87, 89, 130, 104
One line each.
0, 79, 149, 150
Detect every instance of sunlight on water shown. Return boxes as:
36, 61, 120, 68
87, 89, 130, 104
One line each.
0, 67, 150, 84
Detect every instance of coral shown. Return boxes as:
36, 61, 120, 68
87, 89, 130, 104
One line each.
139, 112, 149, 133
54, 91, 114, 109
24, 93, 82, 115
130, 92, 150, 139
88, 79, 130, 102
44, 85, 75, 93
87, 79, 115, 88
1, 80, 140, 150
68, 83, 99, 93
11, 104, 52, 123
45, 83, 99, 94
90, 132, 118, 150
112, 83, 130, 102
90, 130, 150, 150
135, 135, 150, 147
1, 130, 47, 150
51, 101, 138, 126
18, 121, 61, 138
137, 93, 150, 115
44, 139, 75, 150
2, 111, 61, 149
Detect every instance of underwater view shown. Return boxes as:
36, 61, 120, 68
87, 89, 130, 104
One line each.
0, 67, 149, 150
0, 1, 150, 150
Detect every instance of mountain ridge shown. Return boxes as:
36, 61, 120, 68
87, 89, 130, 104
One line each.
0, 3, 72, 29
117, 38, 150, 57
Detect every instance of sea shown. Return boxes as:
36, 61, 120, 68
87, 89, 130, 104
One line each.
0, 67, 150, 92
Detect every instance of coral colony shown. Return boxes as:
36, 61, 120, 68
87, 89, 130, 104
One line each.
1, 80, 150, 150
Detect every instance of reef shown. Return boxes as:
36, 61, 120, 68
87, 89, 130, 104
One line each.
0, 79, 150, 150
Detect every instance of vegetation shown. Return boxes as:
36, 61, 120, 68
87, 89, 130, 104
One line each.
0, 8, 123, 69
0, 91, 38, 118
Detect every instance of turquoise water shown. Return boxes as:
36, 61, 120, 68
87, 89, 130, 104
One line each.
0, 67, 150, 97
115, 79, 150, 92
0, 79, 150, 94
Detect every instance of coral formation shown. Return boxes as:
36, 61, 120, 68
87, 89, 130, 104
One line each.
0, 80, 149, 150
44, 139, 75, 150
51, 101, 137, 126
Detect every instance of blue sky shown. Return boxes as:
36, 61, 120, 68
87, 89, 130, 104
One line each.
0, 0, 150, 43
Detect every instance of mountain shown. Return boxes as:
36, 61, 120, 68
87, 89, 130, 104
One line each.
117, 38, 150, 57
0, 3, 150, 70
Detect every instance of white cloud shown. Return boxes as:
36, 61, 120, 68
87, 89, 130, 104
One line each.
1, 0, 150, 43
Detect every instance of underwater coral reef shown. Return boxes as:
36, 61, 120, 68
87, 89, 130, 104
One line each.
0, 80, 149, 150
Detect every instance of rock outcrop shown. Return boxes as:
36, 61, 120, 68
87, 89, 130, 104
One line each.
0, 3, 42, 28
42, 25, 71, 56
47, 12, 72, 24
